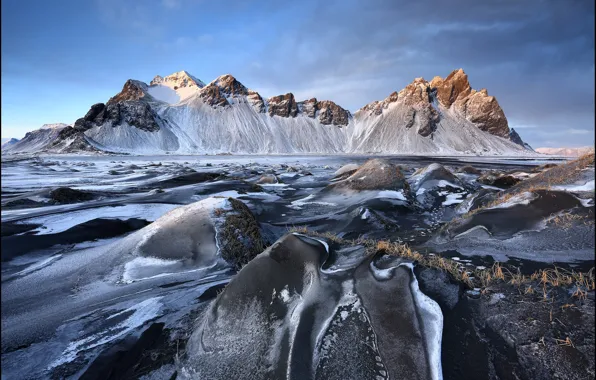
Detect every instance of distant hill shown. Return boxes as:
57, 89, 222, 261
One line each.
535, 147, 594, 157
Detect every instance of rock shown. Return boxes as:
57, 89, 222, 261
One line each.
298, 98, 350, 126
478, 172, 521, 188
316, 100, 350, 126
123, 197, 264, 271
328, 158, 408, 191
398, 77, 432, 106
49, 187, 94, 204
414, 267, 462, 310
199, 84, 230, 108
457, 165, 482, 175
461, 89, 509, 138
332, 163, 360, 180
509, 128, 528, 147
267, 93, 298, 118
359, 91, 399, 116
429, 68, 472, 108
210, 74, 248, 96
182, 234, 441, 379
107, 80, 150, 104
256, 174, 279, 184
409, 163, 465, 192
150, 70, 204, 89
247, 90, 265, 113
301, 98, 318, 118
74, 91, 162, 133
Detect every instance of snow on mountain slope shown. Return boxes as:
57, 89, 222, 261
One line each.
349, 103, 528, 155
3, 69, 536, 156
85, 97, 349, 154
40, 123, 69, 130
148, 70, 205, 104
1, 138, 19, 147
2, 124, 68, 154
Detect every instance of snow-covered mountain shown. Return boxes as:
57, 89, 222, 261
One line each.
535, 147, 594, 156
2, 124, 69, 154
1, 138, 19, 148
3, 69, 535, 156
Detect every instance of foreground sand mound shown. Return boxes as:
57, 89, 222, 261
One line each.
119, 197, 264, 271
327, 159, 408, 191
181, 233, 442, 379
408, 163, 465, 192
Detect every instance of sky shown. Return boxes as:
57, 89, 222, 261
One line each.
1, 0, 594, 148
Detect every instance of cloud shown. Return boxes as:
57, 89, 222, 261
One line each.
568, 129, 592, 135
240, 0, 594, 147
162, 0, 180, 9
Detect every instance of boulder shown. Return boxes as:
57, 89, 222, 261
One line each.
457, 165, 482, 175
49, 187, 94, 204
327, 159, 408, 191
182, 233, 442, 379
477, 172, 521, 188
409, 163, 465, 192
332, 163, 360, 180
256, 174, 279, 184
124, 197, 264, 270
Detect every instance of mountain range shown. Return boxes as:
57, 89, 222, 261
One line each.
535, 147, 594, 157
2, 69, 534, 156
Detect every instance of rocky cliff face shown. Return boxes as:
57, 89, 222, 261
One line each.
210, 74, 248, 96
429, 69, 510, 138
10, 69, 532, 156
316, 100, 350, 126
297, 98, 350, 126
73, 80, 162, 133
247, 90, 265, 113
199, 84, 230, 108
268, 93, 299, 118
359, 69, 512, 140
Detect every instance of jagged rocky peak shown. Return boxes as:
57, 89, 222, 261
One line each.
301, 98, 318, 118
296, 98, 350, 126
40, 123, 69, 130
398, 77, 433, 106
359, 91, 399, 115
356, 69, 513, 141
107, 80, 150, 104
315, 100, 350, 126
210, 74, 249, 96
247, 90, 265, 113
462, 89, 509, 137
268, 93, 298, 118
430, 68, 472, 108
73, 80, 162, 133
199, 84, 230, 108
150, 70, 205, 89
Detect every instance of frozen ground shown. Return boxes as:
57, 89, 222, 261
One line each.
2, 154, 592, 379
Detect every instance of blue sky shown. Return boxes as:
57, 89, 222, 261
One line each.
1, 0, 594, 148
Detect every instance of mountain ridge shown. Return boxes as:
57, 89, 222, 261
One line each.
2, 69, 536, 156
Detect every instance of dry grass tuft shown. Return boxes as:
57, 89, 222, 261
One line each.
555, 337, 575, 348
547, 212, 591, 229
287, 228, 594, 295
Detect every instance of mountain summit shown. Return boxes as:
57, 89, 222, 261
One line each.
2, 69, 534, 156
